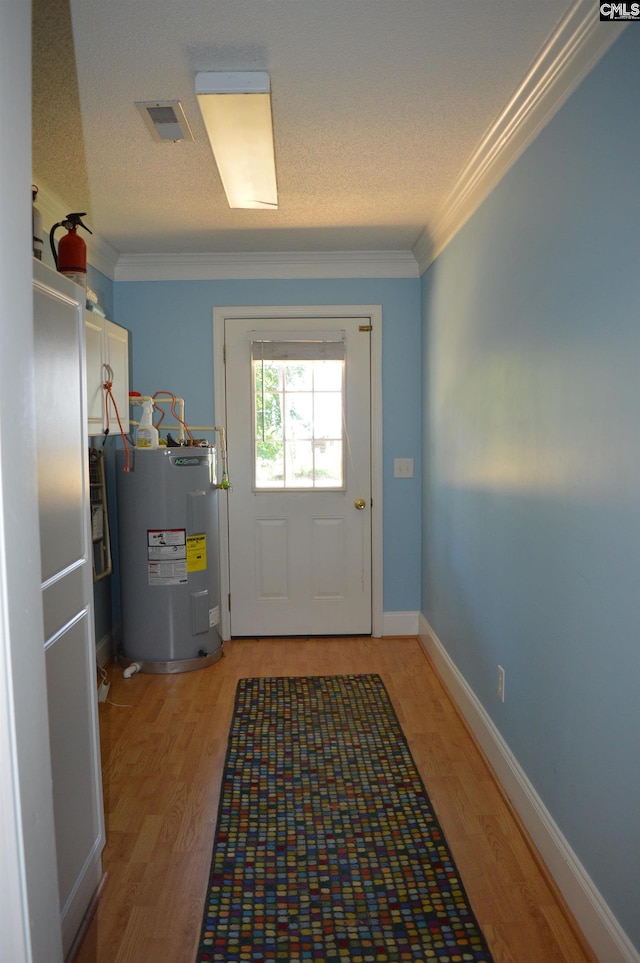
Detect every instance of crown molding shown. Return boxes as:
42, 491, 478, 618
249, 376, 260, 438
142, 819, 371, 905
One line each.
34, 182, 417, 280
33, 180, 120, 279
113, 249, 420, 282
85, 233, 120, 280
413, 2, 627, 273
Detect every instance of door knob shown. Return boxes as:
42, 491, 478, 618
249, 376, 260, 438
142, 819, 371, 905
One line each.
354, 498, 366, 510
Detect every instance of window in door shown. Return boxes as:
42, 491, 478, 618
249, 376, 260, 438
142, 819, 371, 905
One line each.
251, 335, 345, 490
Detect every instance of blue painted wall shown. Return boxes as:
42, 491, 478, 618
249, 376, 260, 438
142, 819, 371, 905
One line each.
114, 276, 422, 614
421, 28, 640, 951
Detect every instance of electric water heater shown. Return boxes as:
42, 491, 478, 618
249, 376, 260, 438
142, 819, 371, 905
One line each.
116, 447, 223, 672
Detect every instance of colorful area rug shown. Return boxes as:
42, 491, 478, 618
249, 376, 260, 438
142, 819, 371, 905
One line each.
196, 674, 494, 962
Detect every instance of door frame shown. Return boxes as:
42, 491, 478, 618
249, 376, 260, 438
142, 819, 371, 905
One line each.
213, 304, 383, 640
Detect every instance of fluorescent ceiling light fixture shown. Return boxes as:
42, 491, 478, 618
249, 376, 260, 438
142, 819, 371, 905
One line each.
195, 71, 278, 210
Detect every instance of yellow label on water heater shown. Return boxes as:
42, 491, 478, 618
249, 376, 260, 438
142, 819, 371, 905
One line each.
186, 533, 207, 572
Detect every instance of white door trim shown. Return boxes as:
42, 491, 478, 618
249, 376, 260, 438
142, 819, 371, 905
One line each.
213, 304, 383, 640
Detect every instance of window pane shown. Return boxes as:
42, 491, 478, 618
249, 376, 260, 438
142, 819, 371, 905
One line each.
286, 440, 314, 486
285, 392, 313, 439
255, 360, 282, 391
313, 440, 343, 486
313, 361, 342, 391
284, 362, 312, 391
314, 393, 342, 439
255, 440, 284, 487
256, 390, 284, 442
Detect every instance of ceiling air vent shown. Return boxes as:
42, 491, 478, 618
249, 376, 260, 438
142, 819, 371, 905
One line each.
135, 101, 194, 143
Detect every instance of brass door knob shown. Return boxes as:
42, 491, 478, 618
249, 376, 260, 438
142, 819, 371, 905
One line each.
354, 498, 366, 510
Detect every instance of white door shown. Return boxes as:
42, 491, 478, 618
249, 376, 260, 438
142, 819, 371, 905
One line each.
225, 315, 372, 636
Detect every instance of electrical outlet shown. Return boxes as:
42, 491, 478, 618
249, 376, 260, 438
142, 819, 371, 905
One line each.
98, 680, 110, 703
497, 665, 505, 703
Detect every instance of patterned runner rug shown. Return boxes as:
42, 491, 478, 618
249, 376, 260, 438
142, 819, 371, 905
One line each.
196, 674, 494, 962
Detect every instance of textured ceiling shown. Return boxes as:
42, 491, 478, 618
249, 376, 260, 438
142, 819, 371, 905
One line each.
33, 0, 573, 258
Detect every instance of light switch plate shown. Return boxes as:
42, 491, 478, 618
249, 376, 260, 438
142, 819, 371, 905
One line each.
394, 457, 414, 478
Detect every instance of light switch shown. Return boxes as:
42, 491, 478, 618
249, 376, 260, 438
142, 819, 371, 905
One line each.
394, 457, 414, 478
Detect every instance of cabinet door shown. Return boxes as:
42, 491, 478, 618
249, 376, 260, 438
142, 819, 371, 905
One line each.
105, 319, 129, 433
86, 313, 104, 433
85, 314, 130, 435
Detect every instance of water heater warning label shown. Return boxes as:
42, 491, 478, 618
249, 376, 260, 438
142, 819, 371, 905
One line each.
147, 529, 187, 585
186, 533, 207, 572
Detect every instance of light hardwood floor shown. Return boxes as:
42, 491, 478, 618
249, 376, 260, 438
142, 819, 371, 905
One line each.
74, 637, 597, 963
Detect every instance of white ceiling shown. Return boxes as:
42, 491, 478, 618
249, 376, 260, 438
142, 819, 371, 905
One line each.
33, 1, 583, 265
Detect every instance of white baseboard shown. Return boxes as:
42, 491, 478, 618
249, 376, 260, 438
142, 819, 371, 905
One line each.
382, 611, 420, 637
95, 632, 113, 668
418, 613, 639, 963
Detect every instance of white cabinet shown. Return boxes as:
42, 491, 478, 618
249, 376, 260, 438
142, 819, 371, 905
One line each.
86, 313, 129, 435
33, 260, 105, 958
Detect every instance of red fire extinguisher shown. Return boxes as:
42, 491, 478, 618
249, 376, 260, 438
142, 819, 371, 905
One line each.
50, 213, 92, 289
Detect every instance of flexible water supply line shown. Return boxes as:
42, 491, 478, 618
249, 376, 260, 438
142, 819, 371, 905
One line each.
214, 425, 231, 489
